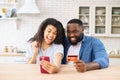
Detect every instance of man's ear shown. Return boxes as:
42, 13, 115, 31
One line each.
82, 27, 84, 32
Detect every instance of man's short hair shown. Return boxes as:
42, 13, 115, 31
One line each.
67, 19, 83, 26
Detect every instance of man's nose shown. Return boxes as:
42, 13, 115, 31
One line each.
69, 33, 75, 37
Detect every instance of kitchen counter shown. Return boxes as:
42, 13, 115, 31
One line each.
1, 53, 120, 57
0, 53, 25, 56
0, 64, 120, 80
0, 53, 26, 63
109, 54, 120, 58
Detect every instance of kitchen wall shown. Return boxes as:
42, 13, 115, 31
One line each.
0, 0, 120, 52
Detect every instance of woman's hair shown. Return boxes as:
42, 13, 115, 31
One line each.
28, 18, 66, 47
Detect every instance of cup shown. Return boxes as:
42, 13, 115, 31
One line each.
67, 55, 78, 64
40, 56, 50, 74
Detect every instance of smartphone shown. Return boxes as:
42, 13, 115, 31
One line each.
67, 55, 78, 64
40, 56, 50, 73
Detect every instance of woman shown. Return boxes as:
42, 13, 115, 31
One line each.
26, 18, 66, 74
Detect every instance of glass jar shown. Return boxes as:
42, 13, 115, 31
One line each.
4, 46, 8, 52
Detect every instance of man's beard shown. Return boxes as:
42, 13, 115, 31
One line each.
68, 36, 82, 45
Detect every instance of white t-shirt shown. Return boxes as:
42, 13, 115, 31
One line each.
67, 41, 81, 58
26, 43, 64, 64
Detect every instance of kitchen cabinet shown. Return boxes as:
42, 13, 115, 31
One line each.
0, 53, 26, 63
109, 58, 120, 65
79, 1, 120, 37
79, 6, 90, 34
108, 51, 120, 65
110, 6, 120, 34
94, 7, 106, 34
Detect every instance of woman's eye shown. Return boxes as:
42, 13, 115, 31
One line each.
47, 30, 51, 33
53, 32, 57, 35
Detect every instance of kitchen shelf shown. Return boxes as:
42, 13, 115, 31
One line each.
0, 2, 17, 5
112, 25, 120, 27
96, 14, 106, 16
79, 14, 89, 16
112, 15, 120, 17
84, 25, 89, 26
109, 54, 120, 58
0, 17, 19, 20
95, 25, 105, 26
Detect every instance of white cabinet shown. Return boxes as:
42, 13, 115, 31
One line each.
0, 56, 26, 63
109, 58, 120, 65
109, 54, 120, 65
94, 6, 106, 34
110, 6, 120, 34
0, 53, 27, 63
79, 1, 120, 37
79, 6, 90, 34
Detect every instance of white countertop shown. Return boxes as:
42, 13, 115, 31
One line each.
0, 53, 25, 56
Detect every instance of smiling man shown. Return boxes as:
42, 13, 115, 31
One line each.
62, 19, 109, 72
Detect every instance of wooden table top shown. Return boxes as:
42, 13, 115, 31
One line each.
0, 64, 120, 80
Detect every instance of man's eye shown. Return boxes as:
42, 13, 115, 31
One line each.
67, 31, 70, 33
73, 30, 79, 33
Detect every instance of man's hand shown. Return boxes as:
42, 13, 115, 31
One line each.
74, 60, 100, 72
74, 60, 86, 72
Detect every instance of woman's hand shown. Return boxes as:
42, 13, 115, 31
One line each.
32, 41, 39, 54
27, 41, 39, 64
74, 60, 86, 72
40, 60, 60, 74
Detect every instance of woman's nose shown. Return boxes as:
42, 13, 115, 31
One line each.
49, 33, 54, 38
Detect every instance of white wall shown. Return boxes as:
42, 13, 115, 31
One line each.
0, 0, 120, 52
0, 0, 78, 52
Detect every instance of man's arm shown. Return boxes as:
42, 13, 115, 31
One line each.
86, 62, 100, 71
92, 38, 109, 68
75, 60, 100, 72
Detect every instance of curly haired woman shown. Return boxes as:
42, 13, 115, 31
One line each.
26, 18, 66, 74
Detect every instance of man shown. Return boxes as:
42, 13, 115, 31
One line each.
62, 19, 109, 72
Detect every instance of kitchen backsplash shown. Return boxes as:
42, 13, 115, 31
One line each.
0, 0, 120, 52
